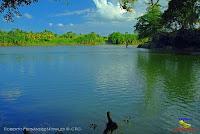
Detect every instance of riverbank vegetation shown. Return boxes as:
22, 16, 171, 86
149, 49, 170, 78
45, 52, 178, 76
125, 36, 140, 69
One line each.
107, 32, 148, 45
0, 29, 145, 46
0, 29, 106, 46
135, 0, 200, 51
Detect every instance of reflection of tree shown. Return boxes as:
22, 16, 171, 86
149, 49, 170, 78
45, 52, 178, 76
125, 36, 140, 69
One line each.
137, 52, 200, 104
137, 53, 166, 115
163, 56, 198, 103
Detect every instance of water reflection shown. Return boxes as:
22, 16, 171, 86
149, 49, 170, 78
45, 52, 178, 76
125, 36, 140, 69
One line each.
137, 52, 200, 103
136, 52, 200, 134
0, 47, 199, 134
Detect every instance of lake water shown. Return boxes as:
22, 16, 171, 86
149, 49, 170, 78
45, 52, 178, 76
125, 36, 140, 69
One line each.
0, 46, 200, 134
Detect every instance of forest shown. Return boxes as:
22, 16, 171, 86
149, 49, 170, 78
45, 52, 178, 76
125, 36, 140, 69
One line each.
135, 0, 200, 51
0, 29, 145, 46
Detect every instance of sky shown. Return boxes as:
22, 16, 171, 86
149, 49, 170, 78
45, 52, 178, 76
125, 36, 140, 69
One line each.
0, 0, 168, 35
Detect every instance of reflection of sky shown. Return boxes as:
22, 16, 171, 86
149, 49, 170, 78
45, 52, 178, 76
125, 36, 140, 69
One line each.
0, 87, 23, 101
94, 52, 135, 91
95, 63, 131, 92
92, 49, 146, 115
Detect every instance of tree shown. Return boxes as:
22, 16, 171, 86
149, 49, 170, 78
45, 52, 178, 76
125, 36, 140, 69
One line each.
75, 32, 105, 45
134, 4, 162, 39
120, 0, 136, 12
108, 32, 125, 44
0, 29, 106, 46
108, 32, 139, 45
61, 32, 77, 39
162, 0, 200, 30
0, 0, 38, 21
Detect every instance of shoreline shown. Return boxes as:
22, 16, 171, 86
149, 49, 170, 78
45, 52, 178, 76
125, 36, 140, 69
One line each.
138, 44, 200, 55
0, 43, 138, 47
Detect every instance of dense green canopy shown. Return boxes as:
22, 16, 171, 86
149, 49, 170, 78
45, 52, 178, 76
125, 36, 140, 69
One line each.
107, 32, 144, 45
0, 29, 106, 46
162, 0, 200, 30
135, 0, 200, 38
135, 4, 162, 38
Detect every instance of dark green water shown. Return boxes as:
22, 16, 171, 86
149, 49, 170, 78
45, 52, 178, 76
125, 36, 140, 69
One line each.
0, 46, 200, 134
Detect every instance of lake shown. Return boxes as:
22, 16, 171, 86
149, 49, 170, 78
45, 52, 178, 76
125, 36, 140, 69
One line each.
0, 46, 200, 134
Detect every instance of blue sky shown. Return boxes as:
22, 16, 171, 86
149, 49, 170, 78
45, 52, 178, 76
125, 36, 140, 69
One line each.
0, 0, 167, 35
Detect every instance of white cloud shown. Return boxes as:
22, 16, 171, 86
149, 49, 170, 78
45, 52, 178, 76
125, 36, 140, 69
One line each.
54, 8, 93, 17
51, 0, 141, 35
49, 23, 53, 27
24, 13, 32, 19
57, 23, 64, 27
16, 15, 21, 18
54, 23, 76, 28
53, 0, 137, 22
92, 0, 136, 21
51, 0, 171, 35
69, 23, 74, 26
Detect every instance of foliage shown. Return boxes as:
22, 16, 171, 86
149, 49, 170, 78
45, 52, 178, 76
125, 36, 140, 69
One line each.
134, 4, 162, 39
0, 29, 106, 46
108, 32, 147, 45
60, 32, 77, 39
120, 0, 137, 12
0, 0, 38, 21
162, 0, 200, 30
1, 0, 200, 50
0, 29, 146, 46
108, 32, 125, 44
75, 32, 105, 45
136, 0, 200, 50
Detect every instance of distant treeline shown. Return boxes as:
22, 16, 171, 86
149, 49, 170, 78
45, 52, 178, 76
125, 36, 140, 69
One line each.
0, 29, 145, 46
0, 29, 105, 46
107, 32, 148, 45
